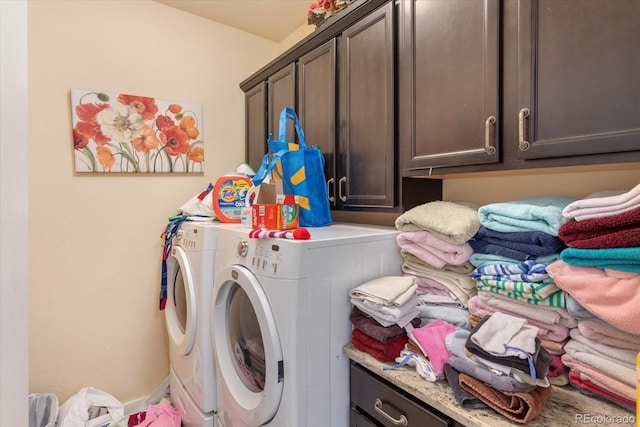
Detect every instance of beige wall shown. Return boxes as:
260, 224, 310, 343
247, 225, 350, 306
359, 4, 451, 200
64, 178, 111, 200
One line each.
442, 167, 640, 205
28, 0, 279, 404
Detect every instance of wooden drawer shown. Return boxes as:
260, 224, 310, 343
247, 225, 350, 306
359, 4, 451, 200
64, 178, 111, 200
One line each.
350, 362, 450, 427
350, 408, 379, 427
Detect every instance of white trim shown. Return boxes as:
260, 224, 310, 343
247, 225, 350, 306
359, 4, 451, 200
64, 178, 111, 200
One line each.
0, 1, 29, 426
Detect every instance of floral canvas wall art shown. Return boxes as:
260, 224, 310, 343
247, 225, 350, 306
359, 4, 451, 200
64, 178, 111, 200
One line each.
71, 88, 204, 173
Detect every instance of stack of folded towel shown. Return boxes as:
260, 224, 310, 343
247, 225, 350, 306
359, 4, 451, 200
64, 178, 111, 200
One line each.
469, 196, 574, 308
545, 183, 640, 410
395, 201, 481, 329
467, 196, 576, 384
348, 276, 420, 361
444, 312, 553, 424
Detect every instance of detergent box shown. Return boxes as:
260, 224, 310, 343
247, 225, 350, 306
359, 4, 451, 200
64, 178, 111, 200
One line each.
251, 181, 299, 230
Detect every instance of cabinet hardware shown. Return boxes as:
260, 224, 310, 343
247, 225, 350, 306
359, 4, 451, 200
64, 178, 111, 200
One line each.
374, 398, 408, 426
518, 108, 531, 151
485, 115, 497, 155
327, 178, 335, 202
339, 177, 347, 202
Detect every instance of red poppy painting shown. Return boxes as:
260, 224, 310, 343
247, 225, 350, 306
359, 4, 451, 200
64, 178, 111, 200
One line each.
71, 88, 204, 173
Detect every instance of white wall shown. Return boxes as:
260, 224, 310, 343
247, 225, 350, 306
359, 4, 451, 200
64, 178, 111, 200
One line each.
1, 2, 29, 425
28, 0, 279, 404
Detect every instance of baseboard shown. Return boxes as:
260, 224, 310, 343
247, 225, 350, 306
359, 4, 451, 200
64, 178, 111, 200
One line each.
123, 396, 148, 416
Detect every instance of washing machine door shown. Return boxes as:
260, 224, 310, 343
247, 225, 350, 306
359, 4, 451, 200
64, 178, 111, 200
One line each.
165, 245, 197, 356
212, 265, 283, 426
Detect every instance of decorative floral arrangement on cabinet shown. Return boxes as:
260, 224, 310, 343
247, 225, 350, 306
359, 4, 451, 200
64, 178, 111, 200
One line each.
308, 0, 355, 27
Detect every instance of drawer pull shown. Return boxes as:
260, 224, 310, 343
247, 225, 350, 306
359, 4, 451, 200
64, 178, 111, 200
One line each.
374, 398, 408, 426
518, 108, 531, 151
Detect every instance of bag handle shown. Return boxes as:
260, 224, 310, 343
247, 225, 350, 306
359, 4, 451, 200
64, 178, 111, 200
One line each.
278, 107, 307, 148
251, 149, 288, 187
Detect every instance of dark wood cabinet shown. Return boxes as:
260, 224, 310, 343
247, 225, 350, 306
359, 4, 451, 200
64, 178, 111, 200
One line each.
402, 0, 640, 176
513, 0, 640, 160
350, 362, 451, 427
244, 82, 267, 173
399, 0, 500, 172
338, 2, 395, 208
268, 62, 297, 141
298, 39, 338, 206
244, 1, 401, 212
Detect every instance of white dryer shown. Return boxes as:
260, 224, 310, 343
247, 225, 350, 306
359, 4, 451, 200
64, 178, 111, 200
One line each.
210, 224, 402, 427
165, 221, 222, 426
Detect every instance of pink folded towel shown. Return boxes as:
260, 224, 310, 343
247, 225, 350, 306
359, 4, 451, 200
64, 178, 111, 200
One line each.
410, 319, 455, 375
547, 260, 640, 334
577, 320, 640, 351
561, 354, 636, 402
397, 231, 473, 268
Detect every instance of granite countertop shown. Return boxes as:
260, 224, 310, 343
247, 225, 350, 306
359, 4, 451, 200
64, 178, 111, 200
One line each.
344, 344, 636, 427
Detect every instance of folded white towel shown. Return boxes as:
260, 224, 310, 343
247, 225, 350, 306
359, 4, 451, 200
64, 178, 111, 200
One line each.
351, 294, 420, 328
349, 276, 417, 306
562, 182, 640, 221
471, 312, 539, 357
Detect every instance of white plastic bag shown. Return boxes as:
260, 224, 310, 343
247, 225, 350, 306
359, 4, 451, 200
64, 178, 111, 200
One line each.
56, 387, 124, 427
176, 183, 215, 217
29, 393, 59, 427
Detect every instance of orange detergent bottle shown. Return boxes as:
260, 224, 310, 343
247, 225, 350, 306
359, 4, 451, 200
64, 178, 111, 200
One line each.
212, 173, 253, 223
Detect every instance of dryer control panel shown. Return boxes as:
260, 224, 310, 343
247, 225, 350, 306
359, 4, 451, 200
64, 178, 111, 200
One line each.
232, 237, 305, 280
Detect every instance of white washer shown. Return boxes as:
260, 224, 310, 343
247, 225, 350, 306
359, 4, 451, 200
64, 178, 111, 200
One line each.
165, 221, 222, 425
210, 224, 402, 427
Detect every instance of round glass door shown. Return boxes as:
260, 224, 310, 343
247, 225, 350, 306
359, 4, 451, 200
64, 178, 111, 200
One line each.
212, 265, 283, 426
165, 245, 197, 356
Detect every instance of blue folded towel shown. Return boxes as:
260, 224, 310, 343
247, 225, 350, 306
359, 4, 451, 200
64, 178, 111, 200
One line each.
560, 246, 640, 274
469, 226, 566, 260
478, 196, 575, 236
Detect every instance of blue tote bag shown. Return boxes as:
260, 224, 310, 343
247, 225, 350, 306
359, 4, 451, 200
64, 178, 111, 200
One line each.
252, 107, 332, 227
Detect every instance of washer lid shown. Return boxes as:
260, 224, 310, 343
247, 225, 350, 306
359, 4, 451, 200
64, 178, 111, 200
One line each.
165, 245, 197, 356
212, 265, 284, 426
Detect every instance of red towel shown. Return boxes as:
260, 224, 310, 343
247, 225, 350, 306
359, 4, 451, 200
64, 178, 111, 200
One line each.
569, 371, 636, 409
558, 206, 640, 248
351, 329, 407, 362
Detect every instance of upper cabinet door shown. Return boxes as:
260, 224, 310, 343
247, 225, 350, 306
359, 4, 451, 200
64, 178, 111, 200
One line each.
268, 63, 296, 142
400, 0, 500, 173
516, 0, 640, 160
338, 2, 395, 209
245, 82, 267, 173
298, 39, 337, 207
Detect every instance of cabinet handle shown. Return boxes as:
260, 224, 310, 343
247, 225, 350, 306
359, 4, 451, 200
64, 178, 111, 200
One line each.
484, 115, 496, 155
327, 178, 335, 202
518, 108, 531, 151
374, 398, 408, 426
339, 177, 347, 202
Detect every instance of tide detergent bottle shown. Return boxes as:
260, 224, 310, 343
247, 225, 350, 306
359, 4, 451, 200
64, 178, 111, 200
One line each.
212, 173, 252, 223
